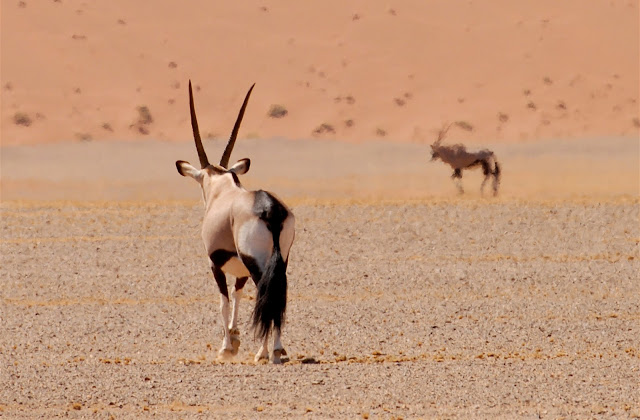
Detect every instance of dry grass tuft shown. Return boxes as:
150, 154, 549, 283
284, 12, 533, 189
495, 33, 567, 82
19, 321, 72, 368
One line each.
268, 104, 288, 118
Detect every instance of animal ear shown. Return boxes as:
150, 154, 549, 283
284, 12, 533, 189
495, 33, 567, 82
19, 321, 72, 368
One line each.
228, 158, 250, 175
176, 160, 203, 180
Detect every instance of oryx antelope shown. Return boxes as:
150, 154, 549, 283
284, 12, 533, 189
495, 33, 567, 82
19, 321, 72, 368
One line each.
176, 81, 295, 364
430, 124, 501, 196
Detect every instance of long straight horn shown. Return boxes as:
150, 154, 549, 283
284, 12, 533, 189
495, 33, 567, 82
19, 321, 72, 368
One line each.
434, 122, 453, 146
220, 83, 255, 168
189, 80, 210, 168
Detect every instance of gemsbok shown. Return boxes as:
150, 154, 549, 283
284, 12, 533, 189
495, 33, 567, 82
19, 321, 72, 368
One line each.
430, 124, 501, 196
176, 81, 295, 364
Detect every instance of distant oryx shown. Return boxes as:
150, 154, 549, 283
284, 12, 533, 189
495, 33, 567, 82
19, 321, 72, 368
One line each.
176, 81, 295, 364
430, 124, 501, 196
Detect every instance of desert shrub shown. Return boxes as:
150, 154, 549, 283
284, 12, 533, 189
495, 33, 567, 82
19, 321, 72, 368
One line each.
313, 123, 335, 135
455, 120, 474, 131
13, 112, 31, 127
137, 106, 153, 125
268, 104, 288, 119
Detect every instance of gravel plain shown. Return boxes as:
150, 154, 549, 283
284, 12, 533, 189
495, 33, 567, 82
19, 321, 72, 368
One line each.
1, 197, 638, 419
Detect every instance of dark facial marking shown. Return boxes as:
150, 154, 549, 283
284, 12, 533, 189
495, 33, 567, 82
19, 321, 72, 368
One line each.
203, 166, 242, 187
229, 171, 241, 187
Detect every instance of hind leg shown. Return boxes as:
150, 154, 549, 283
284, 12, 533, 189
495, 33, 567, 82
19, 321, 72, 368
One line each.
254, 334, 269, 362
228, 277, 248, 355
480, 174, 491, 195
492, 173, 499, 196
270, 328, 287, 364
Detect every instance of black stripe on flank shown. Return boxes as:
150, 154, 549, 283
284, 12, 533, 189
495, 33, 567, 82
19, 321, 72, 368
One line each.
210, 249, 238, 268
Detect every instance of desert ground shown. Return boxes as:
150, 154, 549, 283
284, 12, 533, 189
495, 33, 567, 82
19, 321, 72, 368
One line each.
2, 0, 640, 418
2, 138, 640, 418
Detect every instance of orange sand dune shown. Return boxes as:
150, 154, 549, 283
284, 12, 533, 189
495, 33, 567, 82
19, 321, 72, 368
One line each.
1, 0, 638, 146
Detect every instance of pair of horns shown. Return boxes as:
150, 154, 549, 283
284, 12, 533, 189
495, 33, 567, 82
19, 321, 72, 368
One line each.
433, 122, 453, 146
188, 80, 255, 169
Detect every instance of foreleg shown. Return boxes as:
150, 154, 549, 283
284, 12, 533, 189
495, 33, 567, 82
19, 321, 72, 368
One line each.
212, 267, 234, 359
229, 277, 248, 355
451, 168, 464, 194
480, 160, 491, 196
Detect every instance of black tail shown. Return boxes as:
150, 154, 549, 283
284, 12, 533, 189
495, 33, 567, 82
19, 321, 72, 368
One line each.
251, 246, 287, 341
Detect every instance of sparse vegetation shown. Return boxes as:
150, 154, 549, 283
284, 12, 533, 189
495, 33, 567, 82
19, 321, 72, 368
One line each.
76, 133, 92, 141
137, 106, 153, 125
527, 101, 537, 110
131, 106, 153, 134
498, 112, 509, 123
102, 123, 113, 132
268, 104, 288, 119
455, 120, 474, 131
633, 118, 640, 128
168, 61, 177, 69
394, 98, 406, 107
313, 123, 335, 136
13, 112, 31, 127
543, 76, 553, 85
557, 101, 567, 110
344, 119, 354, 128
375, 127, 387, 137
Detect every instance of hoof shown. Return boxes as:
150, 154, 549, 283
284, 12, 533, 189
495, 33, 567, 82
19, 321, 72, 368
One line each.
271, 349, 284, 364
230, 336, 241, 356
254, 352, 269, 363
217, 348, 234, 361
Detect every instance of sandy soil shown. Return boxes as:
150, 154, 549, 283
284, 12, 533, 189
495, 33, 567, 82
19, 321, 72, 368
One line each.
1, 136, 639, 418
1, 196, 639, 418
2, 0, 639, 146
1, 136, 638, 202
